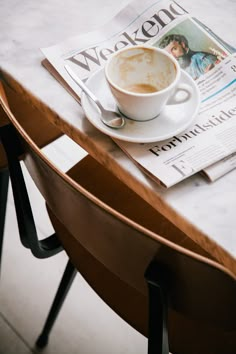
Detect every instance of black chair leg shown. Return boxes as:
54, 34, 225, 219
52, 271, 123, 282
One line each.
0, 169, 9, 278
36, 259, 77, 348
145, 261, 169, 354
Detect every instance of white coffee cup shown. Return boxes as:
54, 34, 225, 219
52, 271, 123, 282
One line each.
105, 45, 193, 121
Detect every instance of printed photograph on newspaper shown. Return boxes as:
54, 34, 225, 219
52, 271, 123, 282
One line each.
153, 18, 227, 81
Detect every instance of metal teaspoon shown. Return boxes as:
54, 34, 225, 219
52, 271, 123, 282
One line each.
64, 65, 126, 129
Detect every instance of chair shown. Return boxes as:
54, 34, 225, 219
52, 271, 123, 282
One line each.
0, 79, 63, 273
38, 159, 236, 354
1, 82, 235, 354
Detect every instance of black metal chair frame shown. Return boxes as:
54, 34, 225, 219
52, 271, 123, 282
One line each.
37, 258, 169, 354
0, 124, 62, 258
0, 167, 9, 276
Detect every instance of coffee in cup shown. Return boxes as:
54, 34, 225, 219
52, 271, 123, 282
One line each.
105, 45, 192, 121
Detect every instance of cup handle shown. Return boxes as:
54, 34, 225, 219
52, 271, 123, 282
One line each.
167, 83, 192, 105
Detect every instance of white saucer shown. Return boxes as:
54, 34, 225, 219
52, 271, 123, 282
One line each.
81, 68, 200, 143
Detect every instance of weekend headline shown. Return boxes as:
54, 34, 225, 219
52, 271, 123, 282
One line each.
67, 1, 188, 73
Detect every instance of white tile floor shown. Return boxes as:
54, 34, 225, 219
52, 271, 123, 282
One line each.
0, 135, 147, 354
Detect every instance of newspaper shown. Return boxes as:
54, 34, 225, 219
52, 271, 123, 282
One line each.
41, 0, 236, 188
202, 152, 236, 182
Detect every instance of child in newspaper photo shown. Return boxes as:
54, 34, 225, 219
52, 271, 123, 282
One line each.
155, 19, 226, 80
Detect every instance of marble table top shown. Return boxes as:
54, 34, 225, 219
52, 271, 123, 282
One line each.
1, 0, 236, 275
